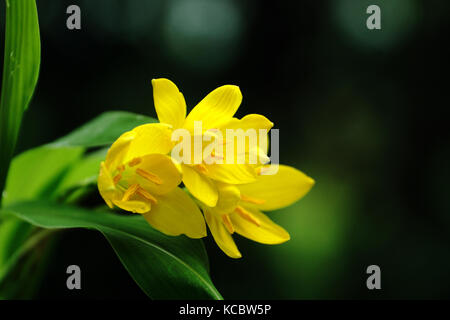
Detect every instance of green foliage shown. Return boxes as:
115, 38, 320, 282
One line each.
3, 202, 222, 299
3, 146, 84, 206
0, 0, 44, 299
0, 111, 222, 299
0, 0, 219, 299
0, 218, 33, 268
4, 111, 159, 206
0, 0, 41, 199
0, 145, 84, 298
52, 111, 157, 148
54, 148, 107, 196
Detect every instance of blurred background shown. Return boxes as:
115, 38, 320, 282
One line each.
1, 0, 450, 299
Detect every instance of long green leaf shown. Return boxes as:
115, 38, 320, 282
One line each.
0, 0, 41, 201
4, 111, 157, 204
53, 148, 107, 196
0, 111, 156, 284
2, 201, 222, 300
52, 111, 157, 148
3, 145, 84, 206
0, 145, 83, 289
0, 217, 33, 267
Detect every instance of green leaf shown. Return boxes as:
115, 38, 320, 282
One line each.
3, 110, 157, 204
0, 0, 41, 201
0, 232, 57, 299
54, 148, 107, 196
0, 144, 83, 288
51, 111, 157, 148
3, 145, 84, 206
0, 226, 54, 291
0, 217, 33, 268
3, 201, 222, 300
47, 111, 158, 198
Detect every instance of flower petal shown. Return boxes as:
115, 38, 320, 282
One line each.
238, 165, 314, 211
181, 164, 218, 207
229, 207, 290, 244
204, 209, 242, 258
220, 114, 273, 131
125, 123, 174, 161
143, 188, 206, 239
132, 154, 182, 195
217, 115, 272, 166
184, 85, 242, 131
152, 78, 186, 129
104, 131, 135, 170
105, 123, 174, 171
112, 199, 151, 214
206, 163, 257, 184
98, 161, 120, 208
211, 183, 240, 214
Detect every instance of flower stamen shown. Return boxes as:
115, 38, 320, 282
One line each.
136, 187, 158, 204
196, 164, 209, 174
113, 173, 122, 185
136, 168, 163, 185
222, 214, 235, 234
235, 206, 261, 227
128, 157, 142, 167
240, 194, 266, 205
122, 183, 140, 201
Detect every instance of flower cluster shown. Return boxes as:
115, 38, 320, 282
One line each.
98, 78, 314, 258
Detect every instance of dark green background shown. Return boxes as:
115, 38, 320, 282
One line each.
1, 0, 449, 299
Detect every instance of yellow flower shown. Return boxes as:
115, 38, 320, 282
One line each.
98, 123, 206, 239
151, 78, 273, 208
202, 165, 315, 258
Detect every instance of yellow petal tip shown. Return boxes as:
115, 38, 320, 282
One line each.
225, 250, 242, 259
221, 84, 242, 97
278, 231, 291, 243
306, 176, 316, 187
